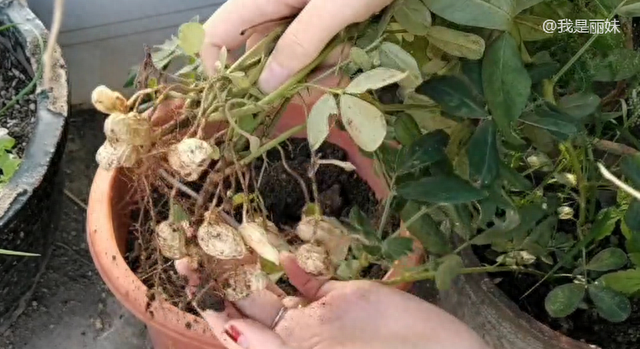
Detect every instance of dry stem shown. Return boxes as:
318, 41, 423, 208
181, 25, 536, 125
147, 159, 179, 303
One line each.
43, 0, 64, 88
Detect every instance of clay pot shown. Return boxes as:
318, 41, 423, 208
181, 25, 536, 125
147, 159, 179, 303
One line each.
0, 0, 68, 333
87, 97, 423, 349
438, 244, 594, 349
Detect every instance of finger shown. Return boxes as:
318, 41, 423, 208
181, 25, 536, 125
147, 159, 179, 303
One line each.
281, 296, 308, 309
280, 252, 338, 300
258, 0, 391, 93
224, 318, 292, 349
234, 289, 285, 327
200, 0, 309, 76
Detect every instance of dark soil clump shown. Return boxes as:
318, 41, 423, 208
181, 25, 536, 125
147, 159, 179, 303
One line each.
125, 137, 399, 316
0, 25, 37, 158
473, 244, 640, 349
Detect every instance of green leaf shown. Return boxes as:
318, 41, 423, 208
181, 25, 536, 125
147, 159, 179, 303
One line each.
307, 93, 338, 151
591, 48, 640, 82
618, 2, 640, 17
1, 157, 20, 179
544, 283, 585, 318
557, 92, 601, 119
621, 153, 640, 188
0, 248, 40, 257
424, 26, 485, 60
435, 254, 464, 290
346, 67, 409, 94
461, 59, 484, 96
336, 260, 362, 280
423, 0, 515, 30
514, 15, 553, 41
515, 0, 544, 13
393, 113, 422, 146
401, 201, 451, 255
467, 120, 499, 187
397, 175, 488, 204
624, 200, 640, 233
588, 284, 632, 323
499, 161, 533, 191
339, 94, 387, 152
482, 33, 532, 136
350, 47, 372, 71
348, 206, 381, 242
382, 237, 414, 261
599, 269, 640, 295
177, 22, 205, 56
170, 200, 190, 223
415, 75, 488, 119
398, 129, 449, 173
520, 113, 577, 139
0, 135, 15, 150
527, 62, 560, 84
629, 253, 640, 266
393, 0, 432, 35
525, 215, 557, 249
586, 248, 628, 272
592, 208, 620, 241
378, 42, 422, 89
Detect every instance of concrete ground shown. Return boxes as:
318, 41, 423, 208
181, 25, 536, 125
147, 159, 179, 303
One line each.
0, 108, 438, 349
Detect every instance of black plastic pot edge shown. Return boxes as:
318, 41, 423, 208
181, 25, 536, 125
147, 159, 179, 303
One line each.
0, 0, 69, 222
0, 0, 69, 333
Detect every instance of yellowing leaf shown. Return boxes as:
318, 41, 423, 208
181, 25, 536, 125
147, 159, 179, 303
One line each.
514, 15, 554, 41
425, 26, 486, 60
178, 22, 205, 56
339, 95, 387, 152
307, 94, 339, 151
346, 68, 409, 94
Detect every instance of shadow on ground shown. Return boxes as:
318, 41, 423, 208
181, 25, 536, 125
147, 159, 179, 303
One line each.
1, 107, 438, 349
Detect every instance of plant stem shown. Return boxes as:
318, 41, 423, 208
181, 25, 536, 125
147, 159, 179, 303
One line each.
565, 143, 589, 282
377, 176, 396, 237
388, 204, 432, 239
551, 0, 628, 85
542, 79, 555, 104
239, 124, 306, 166
381, 265, 549, 286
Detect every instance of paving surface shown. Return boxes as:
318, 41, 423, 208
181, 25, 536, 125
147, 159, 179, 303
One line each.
1, 107, 438, 349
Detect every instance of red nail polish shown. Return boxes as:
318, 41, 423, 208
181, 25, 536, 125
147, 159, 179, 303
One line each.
225, 325, 242, 343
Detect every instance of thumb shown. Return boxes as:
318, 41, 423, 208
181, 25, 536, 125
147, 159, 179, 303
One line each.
258, 0, 391, 93
223, 319, 293, 349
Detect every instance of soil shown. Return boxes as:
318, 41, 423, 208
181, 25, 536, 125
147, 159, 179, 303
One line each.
473, 226, 640, 349
0, 25, 37, 159
125, 137, 399, 316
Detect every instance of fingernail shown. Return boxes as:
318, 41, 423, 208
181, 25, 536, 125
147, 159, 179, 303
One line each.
259, 60, 291, 94
195, 290, 226, 313
225, 325, 249, 348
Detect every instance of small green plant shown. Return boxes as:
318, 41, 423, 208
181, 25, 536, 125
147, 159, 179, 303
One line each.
100, 0, 640, 333
0, 130, 21, 186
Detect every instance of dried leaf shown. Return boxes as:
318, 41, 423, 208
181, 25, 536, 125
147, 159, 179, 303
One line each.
514, 15, 554, 41
350, 47, 372, 71
307, 94, 338, 151
425, 26, 485, 60
339, 95, 387, 152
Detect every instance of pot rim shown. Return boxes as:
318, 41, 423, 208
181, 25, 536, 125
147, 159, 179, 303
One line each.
0, 0, 68, 224
87, 124, 424, 345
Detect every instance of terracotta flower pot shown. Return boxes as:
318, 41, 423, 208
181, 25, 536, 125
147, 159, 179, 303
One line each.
438, 244, 593, 349
87, 97, 423, 349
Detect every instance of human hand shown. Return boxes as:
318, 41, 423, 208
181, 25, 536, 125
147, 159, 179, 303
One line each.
200, 0, 394, 93
192, 252, 490, 349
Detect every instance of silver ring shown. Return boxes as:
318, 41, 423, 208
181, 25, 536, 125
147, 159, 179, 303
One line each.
270, 306, 288, 330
